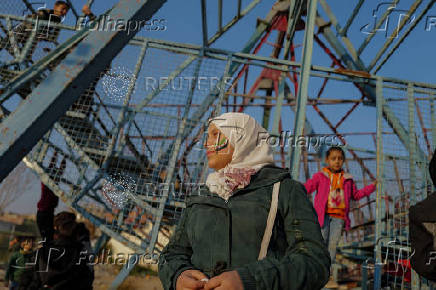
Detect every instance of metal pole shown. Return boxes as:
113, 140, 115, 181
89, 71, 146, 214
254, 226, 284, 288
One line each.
408, 81, 420, 290
408, 83, 417, 205
374, 77, 384, 290
283, 0, 301, 59
201, 0, 208, 47
272, 71, 285, 136
341, 0, 364, 36
290, 0, 318, 180
431, 94, 436, 151
109, 254, 139, 289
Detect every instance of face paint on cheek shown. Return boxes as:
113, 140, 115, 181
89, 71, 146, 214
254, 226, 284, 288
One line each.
215, 137, 229, 152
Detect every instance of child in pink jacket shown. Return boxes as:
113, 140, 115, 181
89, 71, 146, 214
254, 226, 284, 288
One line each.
304, 146, 376, 287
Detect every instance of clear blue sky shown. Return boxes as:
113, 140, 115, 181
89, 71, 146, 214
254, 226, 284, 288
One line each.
4, 0, 436, 213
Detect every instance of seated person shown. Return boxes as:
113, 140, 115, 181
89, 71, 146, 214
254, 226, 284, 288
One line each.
1, 2, 95, 62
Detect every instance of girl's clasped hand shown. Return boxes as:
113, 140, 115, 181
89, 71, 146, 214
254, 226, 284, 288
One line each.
176, 269, 243, 290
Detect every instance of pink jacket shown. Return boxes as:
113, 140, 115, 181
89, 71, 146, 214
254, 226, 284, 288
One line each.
304, 171, 376, 231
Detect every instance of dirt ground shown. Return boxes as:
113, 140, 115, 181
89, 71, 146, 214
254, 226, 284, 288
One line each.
94, 264, 163, 290
0, 265, 164, 290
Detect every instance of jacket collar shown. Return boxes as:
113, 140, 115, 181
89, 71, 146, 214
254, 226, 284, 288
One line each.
321, 170, 353, 180
187, 165, 290, 207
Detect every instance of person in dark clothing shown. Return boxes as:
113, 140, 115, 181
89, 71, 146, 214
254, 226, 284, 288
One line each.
0, 1, 96, 62
409, 148, 436, 282
36, 151, 64, 243
23, 211, 94, 290
19, 152, 94, 289
0, 1, 70, 62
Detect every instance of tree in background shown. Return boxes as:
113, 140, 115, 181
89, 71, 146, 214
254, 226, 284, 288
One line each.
0, 162, 34, 213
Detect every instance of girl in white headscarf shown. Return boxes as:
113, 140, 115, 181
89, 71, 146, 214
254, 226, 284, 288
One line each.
158, 112, 330, 290
205, 112, 275, 201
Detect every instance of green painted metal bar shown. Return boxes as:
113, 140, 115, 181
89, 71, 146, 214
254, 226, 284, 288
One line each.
341, 0, 364, 36
408, 84, 421, 289
64, 0, 79, 19
290, 0, 317, 180
408, 82, 417, 206
368, 0, 424, 72
109, 254, 140, 289
375, 77, 384, 290
345, 144, 410, 161
201, 0, 208, 47
431, 95, 436, 151
16, 18, 38, 64
4, 17, 21, 59
214, 55, 233, 115
207, 0, 262, 45
272, 72, 285, 136
283, 0, 302, 60
21, 0, 37, 14
0, 0, 168, 182
357, 0, 400, 56
87, 0, 95, 8
93, 232, 109, 254
318, 0, 362, 67
318, 0, 342, 35
218, 0, 223, 32
374, 0, 436, 74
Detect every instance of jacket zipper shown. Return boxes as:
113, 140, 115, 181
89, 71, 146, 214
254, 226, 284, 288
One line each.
225, 200, 231, 268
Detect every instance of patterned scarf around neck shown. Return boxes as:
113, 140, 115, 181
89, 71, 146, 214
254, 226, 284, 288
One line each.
206, 166, 259, 201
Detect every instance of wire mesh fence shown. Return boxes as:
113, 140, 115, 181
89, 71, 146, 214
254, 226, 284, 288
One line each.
376, 80, 436, 289
16, 38, 233, 259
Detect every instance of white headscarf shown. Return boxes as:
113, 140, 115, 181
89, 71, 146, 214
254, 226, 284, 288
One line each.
205, 112, 275, 200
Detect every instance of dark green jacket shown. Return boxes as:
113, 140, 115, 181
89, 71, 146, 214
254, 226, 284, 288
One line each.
5, 250, 34, 283
158, 165, 330, 290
